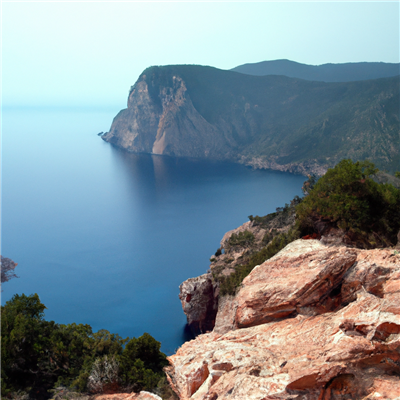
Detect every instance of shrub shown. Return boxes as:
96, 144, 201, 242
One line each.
87, 355, 120, 393
296, 159, 400, 247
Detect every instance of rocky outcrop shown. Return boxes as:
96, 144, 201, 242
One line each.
235, 241, 356, 328
167, 240, 400, 399
179, 208, 298, 335
179, 274, 218, 335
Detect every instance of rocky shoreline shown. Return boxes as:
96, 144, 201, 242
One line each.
239, 155, 329, 177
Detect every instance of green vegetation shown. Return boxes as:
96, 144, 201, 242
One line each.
226, 230, 255, 249
1, 294, 169, 399
297, 159, 400, 248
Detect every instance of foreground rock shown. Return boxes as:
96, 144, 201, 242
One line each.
167, 240, 400, 399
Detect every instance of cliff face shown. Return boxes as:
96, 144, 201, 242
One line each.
102, 65, 400, 176
167, 240, 400, 399
102, 73, 229, 161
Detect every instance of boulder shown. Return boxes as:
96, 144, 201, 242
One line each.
235, 239, 357, 327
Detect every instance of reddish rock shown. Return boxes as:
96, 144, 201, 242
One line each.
167, 240, 400, 399
235, 240, 357, 328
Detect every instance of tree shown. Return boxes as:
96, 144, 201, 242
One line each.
1, 256, 18, 286
1, 294, 168, 397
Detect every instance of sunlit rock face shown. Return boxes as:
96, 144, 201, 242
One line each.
166, 240, 400, 400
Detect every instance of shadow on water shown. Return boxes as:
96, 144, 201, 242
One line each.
181, 323, 196, 343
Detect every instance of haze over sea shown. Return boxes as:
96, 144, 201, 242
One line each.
2, 107, 305, 354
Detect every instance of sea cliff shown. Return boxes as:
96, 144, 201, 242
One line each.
102, 65, 400, 176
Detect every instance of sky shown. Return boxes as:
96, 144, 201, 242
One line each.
1, 1, 399, 109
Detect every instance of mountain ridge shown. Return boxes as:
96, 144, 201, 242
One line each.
231, 59, 400, 82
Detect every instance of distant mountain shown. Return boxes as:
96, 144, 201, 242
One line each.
102, 64, 400, 176
231, 59, 400, 82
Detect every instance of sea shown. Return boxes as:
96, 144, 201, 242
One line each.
1, 107, 305, 354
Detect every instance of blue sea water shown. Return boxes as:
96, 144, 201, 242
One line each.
1, 107, 305, 354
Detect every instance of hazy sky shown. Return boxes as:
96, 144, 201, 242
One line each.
2, 1, 399, 108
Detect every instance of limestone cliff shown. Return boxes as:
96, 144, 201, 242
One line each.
102, 71, 230, 161
167, 240, 400, 399
102, 65, 400, 176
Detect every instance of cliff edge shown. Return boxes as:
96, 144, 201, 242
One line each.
167, 240, 400, 399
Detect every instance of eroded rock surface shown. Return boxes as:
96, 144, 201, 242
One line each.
236, 241, 357, 327
167, 240, 400, 399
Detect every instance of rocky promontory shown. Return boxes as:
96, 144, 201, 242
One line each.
102, 65, 399, 176
167, 240, 400, 399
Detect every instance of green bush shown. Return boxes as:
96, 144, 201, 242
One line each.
296, 159, 400, 247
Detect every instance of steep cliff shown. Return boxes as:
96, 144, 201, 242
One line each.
102, 65, 400, 175
167, 240, 400, 399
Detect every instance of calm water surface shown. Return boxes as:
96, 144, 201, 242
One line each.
1, 107, 305, 354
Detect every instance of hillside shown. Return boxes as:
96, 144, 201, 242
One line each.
102, 64, 400, 175
231, 59, 400, 82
